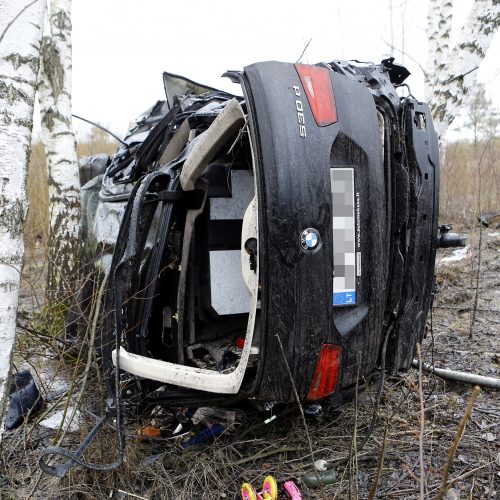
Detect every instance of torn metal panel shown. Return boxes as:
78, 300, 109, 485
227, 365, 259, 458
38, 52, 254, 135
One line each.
163, 71, 221, 108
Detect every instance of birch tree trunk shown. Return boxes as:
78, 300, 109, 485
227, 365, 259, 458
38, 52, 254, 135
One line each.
39, 0, 81, 305
0, 0, 45, 441
426, 0, 500, 141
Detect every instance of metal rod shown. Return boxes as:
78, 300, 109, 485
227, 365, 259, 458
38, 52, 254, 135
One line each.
72, 113, 127, 146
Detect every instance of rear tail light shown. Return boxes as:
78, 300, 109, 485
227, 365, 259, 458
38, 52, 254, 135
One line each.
306, 344, 342, 401
295, 64, 337, 126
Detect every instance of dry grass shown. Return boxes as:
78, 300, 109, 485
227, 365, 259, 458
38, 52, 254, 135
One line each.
25, 142, 49, 245
440, 138, 499, 228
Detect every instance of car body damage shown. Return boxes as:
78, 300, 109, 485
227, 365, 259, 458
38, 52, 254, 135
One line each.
80, 59, 440, 408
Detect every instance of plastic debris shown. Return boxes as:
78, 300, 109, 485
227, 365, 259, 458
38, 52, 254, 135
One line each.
191, 407, 236, 429
6, 370, 43, 430
181, 424, 225, 448
440, 245, 470, 263
283, 480, 302, 499
314, 459, 328, 471
304, 404, 323, 418
302, 470, 337, 489
137, 425, 162, 440
40, 408, 82, 433
241, 475, 278, 500
264, 414, 277, 425
478, 211, 500, 228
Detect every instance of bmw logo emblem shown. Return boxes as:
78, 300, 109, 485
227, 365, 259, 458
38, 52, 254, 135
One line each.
300, 228, 321, 252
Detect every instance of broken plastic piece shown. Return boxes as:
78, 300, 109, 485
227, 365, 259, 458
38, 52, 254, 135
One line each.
180, 99, 245, 191
39, 408, 82, 433
304, 404, 323, 418
6, 371, 43, 430
137, 425, 162, 440
181, 424, 225, 448
440, 246, 470, 263
283, 480, 302, 499
381, 57, 411, 84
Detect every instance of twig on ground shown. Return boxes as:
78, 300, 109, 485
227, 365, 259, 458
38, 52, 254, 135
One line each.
416, 343, 426, 499
435, 385, 481, 500
349, 356, 361, 499
232, 446, 304, 466
368, 424, 388, 500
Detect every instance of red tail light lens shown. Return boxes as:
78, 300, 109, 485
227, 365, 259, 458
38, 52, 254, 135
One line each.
295, 64, 337, 126
307, 344, 342, 401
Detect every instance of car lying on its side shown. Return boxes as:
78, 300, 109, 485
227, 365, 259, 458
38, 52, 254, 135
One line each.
80, 57, 440, 409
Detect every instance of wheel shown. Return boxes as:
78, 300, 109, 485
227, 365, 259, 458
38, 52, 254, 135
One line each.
241, 482, 257, 500
262, 475, 278, 500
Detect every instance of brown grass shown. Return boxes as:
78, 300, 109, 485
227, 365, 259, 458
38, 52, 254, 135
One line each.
25, 142, 49, 245
440, 138, 499, 228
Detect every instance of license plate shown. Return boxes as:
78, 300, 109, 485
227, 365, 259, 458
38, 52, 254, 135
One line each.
331, 167, 357, 306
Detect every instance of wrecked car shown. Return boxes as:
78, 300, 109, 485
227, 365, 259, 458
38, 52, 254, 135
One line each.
79, 58, 441, 409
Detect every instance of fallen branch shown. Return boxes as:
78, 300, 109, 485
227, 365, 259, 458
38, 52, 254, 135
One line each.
412, 360, 500, 389
367, 424, 388, 500
232, 446, 304, 466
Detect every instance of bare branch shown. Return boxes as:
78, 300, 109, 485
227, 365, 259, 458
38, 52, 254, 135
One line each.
296, 38, 312, 64
0, 0, 40, 45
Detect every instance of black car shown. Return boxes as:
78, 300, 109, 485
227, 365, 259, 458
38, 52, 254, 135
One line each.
79, 57, 440, 409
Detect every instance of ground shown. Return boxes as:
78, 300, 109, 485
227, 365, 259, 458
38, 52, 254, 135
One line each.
0, 229, 498, 499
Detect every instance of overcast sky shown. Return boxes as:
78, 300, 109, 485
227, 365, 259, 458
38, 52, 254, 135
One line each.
54, 0, 499, 141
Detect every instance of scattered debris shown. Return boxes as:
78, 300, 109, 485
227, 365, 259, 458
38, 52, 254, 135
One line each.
304, 404, 323, 418
241, 475, 278, 500
6, 370, 43, 430
283, 480, 302, 499
137, 425, 162, 440
440, 245, 471, 263
478, 211, 500, 228
39, 407, 82, 433
302, 470, 337, 489
313, 459, 328, 471
181, 424, 225, 448
190, 407, 236, 429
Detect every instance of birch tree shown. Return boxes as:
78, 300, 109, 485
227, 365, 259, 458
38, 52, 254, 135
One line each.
426, 0, 500, 140
0, 0, 45, 440
39, 0, 80, 304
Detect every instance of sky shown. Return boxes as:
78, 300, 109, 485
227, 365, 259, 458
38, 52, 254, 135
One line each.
53, 0, 500, 142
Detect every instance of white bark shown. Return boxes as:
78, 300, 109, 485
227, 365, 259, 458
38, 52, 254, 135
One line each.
39, 0, 80, 297
0, 0, 45, 441
426, 0, 500, 141
426, 0, 453, 82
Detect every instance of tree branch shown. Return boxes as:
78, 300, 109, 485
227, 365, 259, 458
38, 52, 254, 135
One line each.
0, 0, 40, 45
